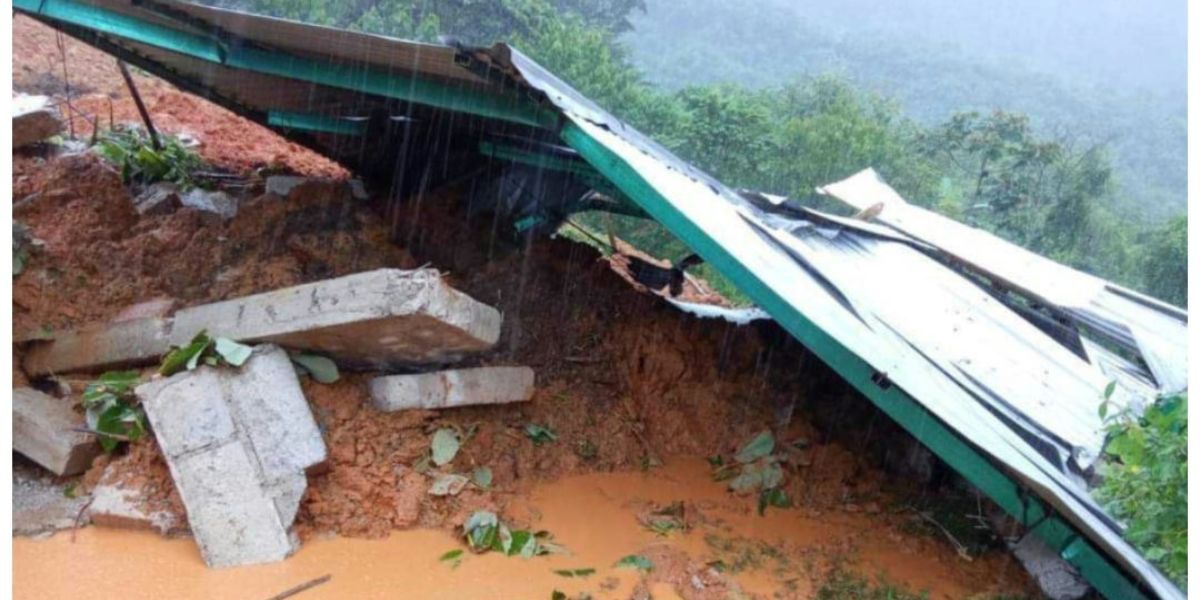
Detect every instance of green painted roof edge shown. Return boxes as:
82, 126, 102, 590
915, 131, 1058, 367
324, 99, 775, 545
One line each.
14, 0, 559, 130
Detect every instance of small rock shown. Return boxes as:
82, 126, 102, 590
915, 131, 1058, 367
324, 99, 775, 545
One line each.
12, 94, 63, 149
133, 182, 181, 216
265, 175, 308, 198
180, 188, 238, 220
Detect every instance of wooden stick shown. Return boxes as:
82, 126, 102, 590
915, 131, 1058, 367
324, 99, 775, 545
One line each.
263, 575, 332, 600
117, 60, 162, 150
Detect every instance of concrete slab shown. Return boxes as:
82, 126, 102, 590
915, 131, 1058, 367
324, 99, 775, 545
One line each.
170, 269, 502, 367
89, 481, 187, 536
13, 457, 90, 537
370, 366, 535, 411
133, 182, 182, 216
13, 388, 101, 476
13, 95, 63, 148
138, 344, 325, 568
22, 316, 172, 377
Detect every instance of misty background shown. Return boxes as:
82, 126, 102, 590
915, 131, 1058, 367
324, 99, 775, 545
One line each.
622, 0, 1187, 221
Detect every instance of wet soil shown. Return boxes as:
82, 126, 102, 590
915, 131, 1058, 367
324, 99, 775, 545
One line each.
15, 459, 1032, 600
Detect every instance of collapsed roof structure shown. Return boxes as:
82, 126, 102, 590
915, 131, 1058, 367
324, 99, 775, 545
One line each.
14, 1, 1187, 597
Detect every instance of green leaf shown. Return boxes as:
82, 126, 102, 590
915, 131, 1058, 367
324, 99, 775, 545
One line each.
613, 554, 653, 572
463, 511, 500, 551
214, 337, 252, 367
524, 423, 558, 445
735, 430, 775, 464
757, 488, 792, 516
160, 331, 212, 376
439, 549, 464, 562
1103, 380, 1117, 400
431, 428, 461, 466
553, 568, 596, 578
728, 463, 764, 493
472, 466, 493, 489
290, 352, 340, 383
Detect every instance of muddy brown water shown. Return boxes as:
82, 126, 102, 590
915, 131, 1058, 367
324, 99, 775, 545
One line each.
14, 458, 1025, 599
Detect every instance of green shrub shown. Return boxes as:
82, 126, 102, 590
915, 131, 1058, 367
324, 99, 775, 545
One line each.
93, 126, 205, 189
1098, 391, 1187, 588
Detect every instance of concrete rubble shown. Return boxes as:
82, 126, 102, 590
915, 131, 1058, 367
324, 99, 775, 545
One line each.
13, 387, 101, 476
1011, 534, 1091, 600
170, 268, 502, 367
22, 313, 172, 377
137, 344, 326, 568
132, 181, 183, 216
20, 268, 502, 376
13, 458, 91, 537
370, 366, 535, 411
88, 473, 186, 536
12, 94, 63, 148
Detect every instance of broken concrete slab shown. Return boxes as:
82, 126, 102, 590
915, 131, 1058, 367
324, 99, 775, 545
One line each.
12, 458, 90, 537
22, 315, 172, 377
370, 366, 534, 411
133, 181, 182, 216
1011, 534, 1090, 599
13, 94, 63, 148
89, 480, 186, 536
138, 344, 325, 568
13, 387, 101, 476
170, 268, 503, 367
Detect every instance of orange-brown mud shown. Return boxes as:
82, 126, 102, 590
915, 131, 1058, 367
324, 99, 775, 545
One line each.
12, 14, 1035, 600
16, 460, 1031, 600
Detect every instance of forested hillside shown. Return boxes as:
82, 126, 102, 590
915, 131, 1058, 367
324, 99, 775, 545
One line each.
209, 0, 1187, 307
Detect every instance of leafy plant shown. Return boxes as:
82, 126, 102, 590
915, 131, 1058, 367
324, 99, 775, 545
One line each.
524, 423, 558, 445
613, 554, 653, 572
712, 430, 793, 514
815, 566, 927, 600
461, 510, 559, 558
1097, 391, 1187, 587
93, 126, 205, 189
81, 370, 146, 452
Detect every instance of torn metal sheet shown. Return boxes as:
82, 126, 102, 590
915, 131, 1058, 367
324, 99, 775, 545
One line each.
665, 298, 770, 324
817, 168, 1187, 395
15, 3, 1183, 598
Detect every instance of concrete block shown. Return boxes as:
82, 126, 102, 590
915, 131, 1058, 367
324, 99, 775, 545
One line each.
133, 182, 181, 216
170, 441, 298, 567
137, 344, 325, 568
170, 269, 502, 367
22, 316, 171, 377
13, 388, 100, 476
13, 95, 63, 148
1012, 534, 1090, 600
370, 367, 535, 412
89, 482, 186, 536
139, 369, 236, 458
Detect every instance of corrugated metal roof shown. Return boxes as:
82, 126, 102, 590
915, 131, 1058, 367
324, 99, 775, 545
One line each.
14, 2, 1186, 597
818, 168, 1187, 395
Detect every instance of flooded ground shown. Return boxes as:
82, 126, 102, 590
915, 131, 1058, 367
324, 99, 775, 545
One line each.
15, 459, 1030, 599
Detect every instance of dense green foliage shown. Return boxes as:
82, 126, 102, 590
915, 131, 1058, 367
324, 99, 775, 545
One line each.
209, 0, 1185, 307
1098, 392, 1188, 588
93, 127, 206, 189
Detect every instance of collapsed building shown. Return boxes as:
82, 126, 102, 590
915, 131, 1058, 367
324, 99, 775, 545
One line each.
11, 1, 1188, 599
